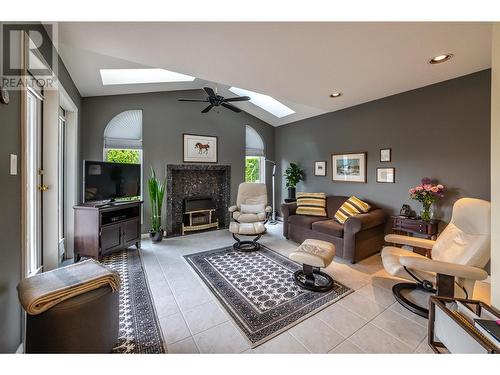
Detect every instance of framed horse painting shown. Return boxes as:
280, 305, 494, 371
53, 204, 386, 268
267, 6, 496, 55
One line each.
183, 133, 218, 163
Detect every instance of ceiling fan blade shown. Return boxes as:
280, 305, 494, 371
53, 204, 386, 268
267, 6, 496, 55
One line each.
221, 103, 242, 113
178, 98, 209, 102
203, 87, 216, 97
223, 96, 251, 102
201, 104, 214, 113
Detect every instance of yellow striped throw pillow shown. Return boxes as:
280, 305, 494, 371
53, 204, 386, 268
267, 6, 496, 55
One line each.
296, 192, 327, 217
334, 196, 371, 224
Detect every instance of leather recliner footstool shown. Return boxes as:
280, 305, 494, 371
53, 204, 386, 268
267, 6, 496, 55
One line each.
289, 239, 336, 292
26, 285, 119, 353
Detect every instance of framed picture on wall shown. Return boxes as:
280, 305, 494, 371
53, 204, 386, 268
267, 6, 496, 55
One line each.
314, 161, 327, 176
331, 152, 367, 183
380, 148, 391, 162
183, 134, 218, 163
376, 167, 395, 183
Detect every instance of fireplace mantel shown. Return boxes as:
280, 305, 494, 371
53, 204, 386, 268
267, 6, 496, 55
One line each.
166, 164, 231, 236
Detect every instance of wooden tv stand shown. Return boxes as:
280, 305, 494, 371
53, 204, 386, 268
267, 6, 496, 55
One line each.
74, 200, 143, 261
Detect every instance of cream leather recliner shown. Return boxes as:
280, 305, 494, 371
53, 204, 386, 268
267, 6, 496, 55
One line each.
381, 198, 490, 318
229, 182, 272, 223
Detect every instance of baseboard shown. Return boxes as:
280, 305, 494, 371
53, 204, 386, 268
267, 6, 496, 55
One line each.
141, 221, 281, 241
15, 343, 23, 354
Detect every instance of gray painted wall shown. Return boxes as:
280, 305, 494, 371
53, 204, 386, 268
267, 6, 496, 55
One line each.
80, 90, 275, 233
0, 22, 81, 353
0, 87, 22, 353
276, 70, 491, 223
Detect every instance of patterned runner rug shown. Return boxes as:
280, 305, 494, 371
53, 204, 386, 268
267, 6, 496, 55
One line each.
184, 245, 352, 347
101, 249, 166, 353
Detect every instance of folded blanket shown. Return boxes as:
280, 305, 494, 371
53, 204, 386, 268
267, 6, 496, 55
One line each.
17, 259, 121, 315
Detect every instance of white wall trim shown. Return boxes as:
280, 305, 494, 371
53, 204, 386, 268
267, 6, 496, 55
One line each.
58, 83, 79, 261
491, 22, 500, 309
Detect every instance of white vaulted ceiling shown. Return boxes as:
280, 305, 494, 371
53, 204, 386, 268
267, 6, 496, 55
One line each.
57, 22, 492, 126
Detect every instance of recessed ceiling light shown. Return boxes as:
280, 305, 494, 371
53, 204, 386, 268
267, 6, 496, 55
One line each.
228, 87, 295, 118
429, 54, 454, 64
330, 92, 342, 98
100, 68, 195, 85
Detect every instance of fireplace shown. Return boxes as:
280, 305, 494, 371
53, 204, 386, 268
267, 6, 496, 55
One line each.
166, 164, 231, 236
182, 197, 218, 235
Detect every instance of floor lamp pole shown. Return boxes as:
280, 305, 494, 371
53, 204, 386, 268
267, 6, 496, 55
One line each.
266, 159, 278, 225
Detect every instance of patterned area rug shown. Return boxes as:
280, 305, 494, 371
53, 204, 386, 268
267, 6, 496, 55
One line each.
101, 249, 166, 353
184, 245, 352, 347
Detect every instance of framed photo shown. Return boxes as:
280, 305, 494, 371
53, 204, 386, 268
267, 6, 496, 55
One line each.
377, 167, 395, 183
183, 133, 218, 163
331, 152, 367, 183
380, 148, 391, 162
314, 161, 327, 176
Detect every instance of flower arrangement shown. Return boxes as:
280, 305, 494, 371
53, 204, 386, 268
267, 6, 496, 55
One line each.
409, 177, 445, 221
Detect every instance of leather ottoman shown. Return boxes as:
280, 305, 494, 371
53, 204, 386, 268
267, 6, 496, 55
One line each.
26, 285, 119, 353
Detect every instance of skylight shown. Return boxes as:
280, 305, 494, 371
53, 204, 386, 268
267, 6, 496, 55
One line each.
100, 68, 195, 85
229, 87, 295, 118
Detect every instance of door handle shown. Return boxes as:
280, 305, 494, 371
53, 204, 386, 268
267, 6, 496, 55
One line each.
37, 184, 49, 192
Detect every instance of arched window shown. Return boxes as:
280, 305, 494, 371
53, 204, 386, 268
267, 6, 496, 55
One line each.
103, 110, 143, 164
245, 125, 265, 183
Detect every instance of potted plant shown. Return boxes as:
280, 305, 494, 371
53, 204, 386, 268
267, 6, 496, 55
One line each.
284, 163, 304, 200
409, 177, 445, 221
148, 167, 166, 242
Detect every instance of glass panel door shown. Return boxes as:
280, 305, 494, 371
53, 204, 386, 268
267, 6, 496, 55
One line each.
26, 89, 43, 276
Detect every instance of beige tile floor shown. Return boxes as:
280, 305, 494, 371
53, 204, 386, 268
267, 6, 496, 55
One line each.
140, 223, 490, 354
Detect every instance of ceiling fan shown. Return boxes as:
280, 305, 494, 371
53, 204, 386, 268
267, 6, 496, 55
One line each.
178, 87, 250, 113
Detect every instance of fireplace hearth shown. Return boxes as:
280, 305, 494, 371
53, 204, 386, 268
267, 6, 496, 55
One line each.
166, 164, 230, 236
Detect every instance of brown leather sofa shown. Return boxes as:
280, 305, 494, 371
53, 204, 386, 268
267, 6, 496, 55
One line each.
281, 196, 388, 263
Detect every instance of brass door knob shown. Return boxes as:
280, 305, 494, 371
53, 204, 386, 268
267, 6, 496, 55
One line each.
38, 184, 49, 192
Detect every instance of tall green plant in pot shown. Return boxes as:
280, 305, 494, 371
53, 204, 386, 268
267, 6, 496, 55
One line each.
148, 167, 166, 242
284, 163, 304, 200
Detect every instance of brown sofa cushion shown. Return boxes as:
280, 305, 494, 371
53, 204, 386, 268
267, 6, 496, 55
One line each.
325, 196, 350, 217
312, 219, 344, 237
288, 214, 329, 229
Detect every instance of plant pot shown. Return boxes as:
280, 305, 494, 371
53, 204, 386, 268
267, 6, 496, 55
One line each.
149, 230, 163, 242
288, 187, 296, 200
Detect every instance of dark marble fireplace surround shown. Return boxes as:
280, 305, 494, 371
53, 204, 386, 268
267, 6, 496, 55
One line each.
166, 164, 231, 236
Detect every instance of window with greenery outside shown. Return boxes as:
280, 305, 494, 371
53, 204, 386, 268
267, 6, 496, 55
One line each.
245, 157, 261, 183
106, 149, 140, 164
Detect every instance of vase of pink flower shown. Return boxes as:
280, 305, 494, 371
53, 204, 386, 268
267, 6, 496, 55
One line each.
409, 177, 445, 221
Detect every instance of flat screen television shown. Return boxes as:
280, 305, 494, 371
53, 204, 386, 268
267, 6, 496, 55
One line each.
84, 160, 141, 203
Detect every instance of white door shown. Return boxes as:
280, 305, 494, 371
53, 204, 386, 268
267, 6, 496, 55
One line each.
26, 88, 43, 276
57, 113, 66, 261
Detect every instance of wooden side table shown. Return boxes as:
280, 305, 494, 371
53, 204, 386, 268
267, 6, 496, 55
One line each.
390, 215, 440, 257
